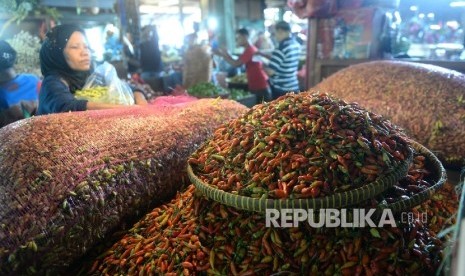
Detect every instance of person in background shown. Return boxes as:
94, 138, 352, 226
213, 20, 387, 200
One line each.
183, 22, 200, 54
253, 30, 274, 54
38, 24, 147, 115
257, 21, 301, 99
122, 32, 139, 74
213, 28, 271, 102
0, 40, 41, 128
139, 25, 163, 81
103, 25, 123, 61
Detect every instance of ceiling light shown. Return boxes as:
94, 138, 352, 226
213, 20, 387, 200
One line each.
446, 20, 459, 29
158, 0, 179, 7
450, 1, 465, 7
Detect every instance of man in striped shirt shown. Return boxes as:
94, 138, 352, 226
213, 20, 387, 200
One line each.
259, 21, 301, 100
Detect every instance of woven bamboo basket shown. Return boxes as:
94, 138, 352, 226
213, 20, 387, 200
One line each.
188, 147, 413, 213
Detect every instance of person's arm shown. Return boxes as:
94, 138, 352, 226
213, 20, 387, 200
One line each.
255, 51, 273, 60
128, 83, 149, 105
267, 50, 284, 78
39, 76, 144, 115
85, 102, 126, 110
213, 48, 243, 67
133, 91, 148, 105
39, 77, 89, 114
0, 106, 24, 128
265, 67, 276, 77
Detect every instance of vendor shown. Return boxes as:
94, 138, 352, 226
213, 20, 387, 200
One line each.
38, 24, 147, 115
257, 21, 301, 99
139, 25, 163, 81
0, 40, 41, 128
213, 28, 271, 102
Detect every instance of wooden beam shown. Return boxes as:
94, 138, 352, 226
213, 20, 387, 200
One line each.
306, 17, 318, 88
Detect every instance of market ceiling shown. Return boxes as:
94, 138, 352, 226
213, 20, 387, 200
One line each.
139, 0, 286, 8
40, 0, 115, 9
40, 0, 462, 17
39, 0, 287, 9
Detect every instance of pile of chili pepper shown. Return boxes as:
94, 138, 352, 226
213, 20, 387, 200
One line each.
88, 149, 459, 275
373, 154, 433, 205
189, 92, 411, 199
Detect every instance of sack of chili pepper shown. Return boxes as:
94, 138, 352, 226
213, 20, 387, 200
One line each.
0, 99, 247, 275
314, 60, 465, 168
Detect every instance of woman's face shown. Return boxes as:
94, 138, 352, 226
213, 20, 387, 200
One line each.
64, 31, 91, 71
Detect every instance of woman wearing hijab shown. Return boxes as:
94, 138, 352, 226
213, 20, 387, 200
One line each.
38, 24, 147, 115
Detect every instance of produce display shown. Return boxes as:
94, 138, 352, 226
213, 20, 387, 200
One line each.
314, 60, 465, 167
187, 82, 228, 98
229, 89, 253, 101
227, 75, 249, 92
74, 86, 113, 102
0, 99, 247, 275
6, 31, 42, 76
189, 92, 412, 204
87, 92, 459, 275
74, 85, 134, 105
89, 153, 458, 275
229, 89, 257, 108
228, 74, 248, 84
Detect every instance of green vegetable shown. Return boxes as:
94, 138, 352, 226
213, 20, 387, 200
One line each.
188, 82, 226, 98
229, 89, 251, 100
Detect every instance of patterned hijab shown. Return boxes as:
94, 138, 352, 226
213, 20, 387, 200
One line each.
40, 24, 92, 93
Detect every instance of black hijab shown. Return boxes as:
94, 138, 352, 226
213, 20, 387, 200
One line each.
40, 24, 92, 93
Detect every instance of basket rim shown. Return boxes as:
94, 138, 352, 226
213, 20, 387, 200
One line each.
188, 146, 414, 213
376, 140, 447, 213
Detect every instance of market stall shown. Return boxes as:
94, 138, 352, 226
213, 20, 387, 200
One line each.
302, 0, 465, 87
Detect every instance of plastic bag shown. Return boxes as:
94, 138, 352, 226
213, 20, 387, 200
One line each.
75, 62, 135, 105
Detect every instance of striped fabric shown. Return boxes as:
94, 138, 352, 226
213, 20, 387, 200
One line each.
269, 37, 301, 92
